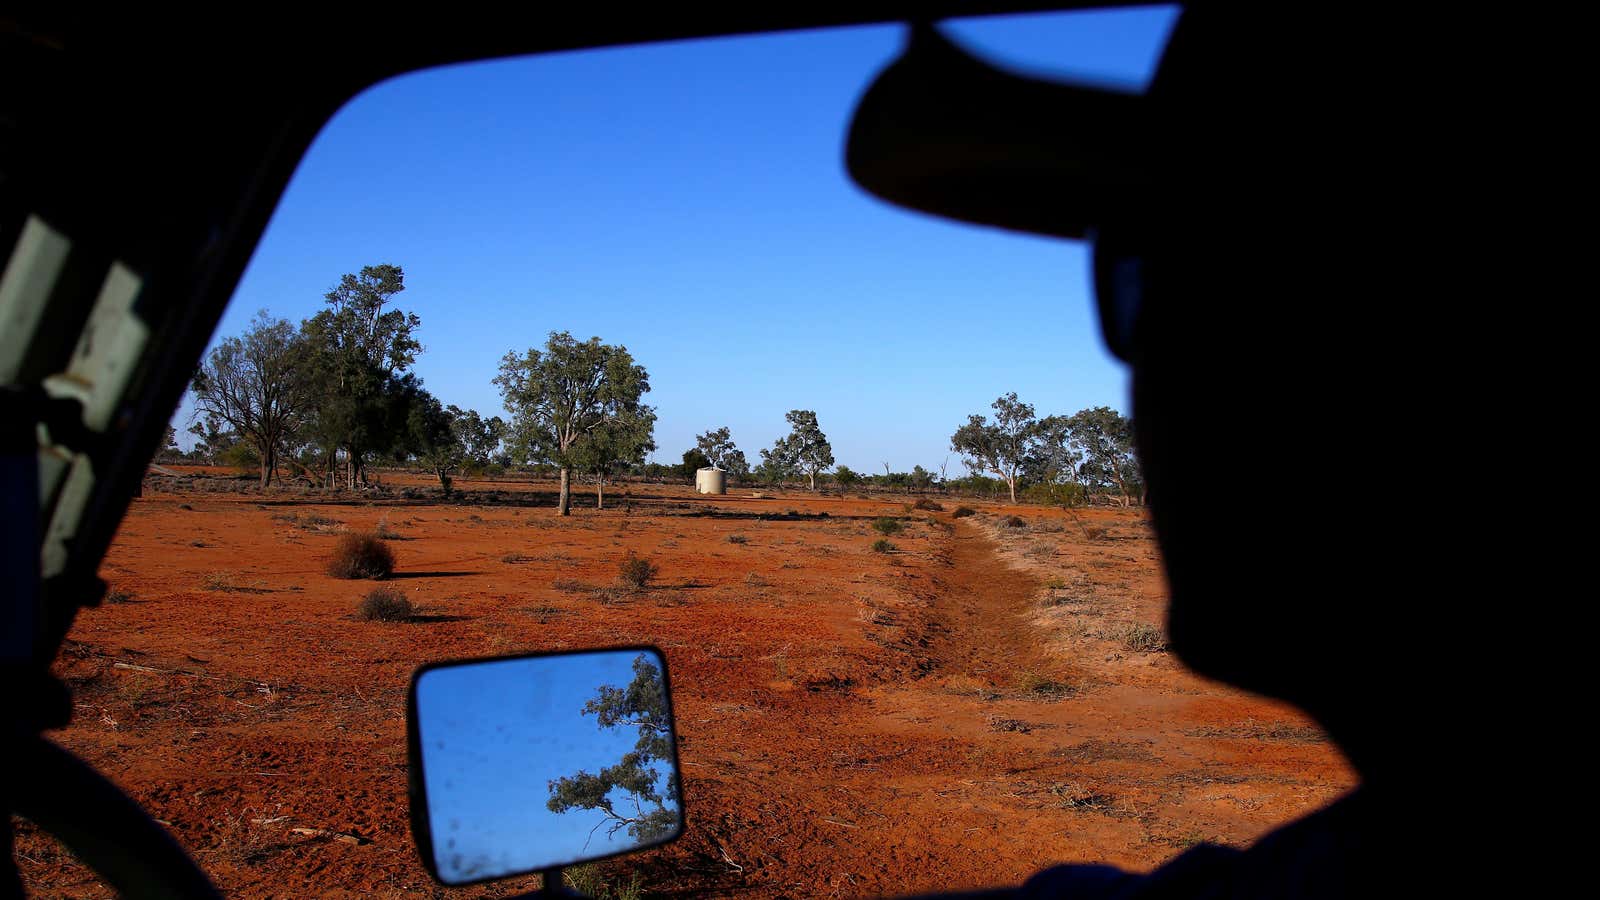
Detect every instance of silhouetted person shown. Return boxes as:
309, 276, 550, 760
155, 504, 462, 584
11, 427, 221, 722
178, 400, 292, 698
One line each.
853, 10, 1429, 899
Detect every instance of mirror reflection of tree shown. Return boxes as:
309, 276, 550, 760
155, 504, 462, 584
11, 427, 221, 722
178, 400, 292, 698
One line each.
547, 654, 679, 847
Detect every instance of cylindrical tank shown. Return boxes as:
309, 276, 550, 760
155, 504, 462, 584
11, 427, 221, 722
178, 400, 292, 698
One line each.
695, 467, 726, 495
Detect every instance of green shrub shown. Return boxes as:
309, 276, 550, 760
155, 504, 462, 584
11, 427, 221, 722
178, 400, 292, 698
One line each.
358, 586, 412, 622
618, 551, 658, 591
913, 498, 944, 511
326, 532, 395, 579
870, 517, 904, 536
952, 506, 977, 519
1001, 515, 1026, 528
871, 538, 895, 553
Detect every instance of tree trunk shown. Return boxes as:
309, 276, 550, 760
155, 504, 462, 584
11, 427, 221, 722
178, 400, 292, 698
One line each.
259, 447, 272, 489
1007, 477, 1017, 504
597, 474, 605, 510
558, 466, 572, 516
808, 472, 816, 491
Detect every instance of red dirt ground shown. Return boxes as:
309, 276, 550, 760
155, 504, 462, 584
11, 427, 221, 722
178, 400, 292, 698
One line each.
15, 471, 1355, 897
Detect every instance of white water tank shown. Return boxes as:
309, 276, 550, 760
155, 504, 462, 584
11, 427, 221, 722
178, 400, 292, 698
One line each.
695, 467, 726, 495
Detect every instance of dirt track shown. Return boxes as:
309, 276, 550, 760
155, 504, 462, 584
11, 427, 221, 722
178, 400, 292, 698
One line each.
16, 474, 1353, 897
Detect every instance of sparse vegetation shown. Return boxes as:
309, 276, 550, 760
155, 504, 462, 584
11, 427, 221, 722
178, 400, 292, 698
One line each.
357, 586, 413, 622
564, 865, 643, 900
870, 517, 904, 536
501, 552, 532, 564
912, 498, 943, 511
202, 571, 268, 593
618, 551, 658, 591
952, 506, 977, 518
1001, 515, 1026, 528
325, 532, 395, 579
1014, 671, 1073, 699
1122, 623, 1168, 653
105, 589, 135, 604
871, 538, 895, 553
727, 533, 748, 544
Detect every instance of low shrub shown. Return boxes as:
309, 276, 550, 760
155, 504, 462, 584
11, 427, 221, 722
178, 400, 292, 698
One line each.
1123, 623, 1168, 653
618, 551, 658, 591
952, 506, 977, 519
727, 533, 748, 544
870, 517, 904, 536
105, 589, 134, 604
326, 532, 395, 579
1001, 515, 1026, 528
358, 586, 413, 622
912, 498, 944, 511
871, 538, 896, 553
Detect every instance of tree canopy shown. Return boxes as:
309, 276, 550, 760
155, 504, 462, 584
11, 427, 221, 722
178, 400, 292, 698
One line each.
760, 410, 834, 491
495, 331, 652, 515
546, 654, 679, 846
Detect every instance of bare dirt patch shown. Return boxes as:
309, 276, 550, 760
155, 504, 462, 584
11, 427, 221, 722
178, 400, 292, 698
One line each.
18, 475, 1353, 897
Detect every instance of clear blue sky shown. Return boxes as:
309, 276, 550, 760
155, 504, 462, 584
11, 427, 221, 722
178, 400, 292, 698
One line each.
184, 7, 1178, 471
416, 649, 678, 883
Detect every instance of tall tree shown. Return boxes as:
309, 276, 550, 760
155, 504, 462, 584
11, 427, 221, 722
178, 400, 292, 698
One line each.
760, 410, 834, 491
1065, 406, 1142, 507
299, 264, 422, 489
678, 447, 711, 483
950, 392, 1039, 504
448, 407, 506, 471
547, 654, 679, 846
189, 311, 309, 488
495, 331, 651, 516
694, 426, 749, 479
404, 392, 464, 495
574, 406, 657, 509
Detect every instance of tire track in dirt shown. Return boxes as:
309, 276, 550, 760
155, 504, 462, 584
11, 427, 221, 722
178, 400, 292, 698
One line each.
911, 522, 1052, 690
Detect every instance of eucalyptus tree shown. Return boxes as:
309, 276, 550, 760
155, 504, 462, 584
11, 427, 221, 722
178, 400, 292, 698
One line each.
495, 331, 651, 516
189, 311, 310, 488
950, 392, 1040, 504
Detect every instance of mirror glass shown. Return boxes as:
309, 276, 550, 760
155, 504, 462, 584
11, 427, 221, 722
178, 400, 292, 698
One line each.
411, 648, 682, 885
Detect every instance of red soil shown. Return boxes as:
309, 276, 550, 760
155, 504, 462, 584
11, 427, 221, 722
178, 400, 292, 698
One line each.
16, 474, 1354, 897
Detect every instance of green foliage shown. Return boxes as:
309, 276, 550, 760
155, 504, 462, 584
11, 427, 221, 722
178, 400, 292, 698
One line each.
695, 427, 749, 478
1062, 406, 1142, 507
950, 393, 1038, 504
679, 448, 711, 482
760, 410, 834, 491
618, 551, 658, 591
1023, 481, 1088, 507
833, 464, 861, 487
326, 532, 395, 579
496, 332, 652, 515
190, 311, 308, 487
358, 586, 412, 622
871, 538, 896, 553
297, 264, 423, 488
870, 517, 904, 536
547, 654, 679, 845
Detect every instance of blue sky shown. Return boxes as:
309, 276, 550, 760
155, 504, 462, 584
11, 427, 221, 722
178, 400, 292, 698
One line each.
415, 649, 678, 883
186, 7, 1178, 471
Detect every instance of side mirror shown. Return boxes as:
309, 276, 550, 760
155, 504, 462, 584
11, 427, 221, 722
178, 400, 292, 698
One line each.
407, 647, 683, 887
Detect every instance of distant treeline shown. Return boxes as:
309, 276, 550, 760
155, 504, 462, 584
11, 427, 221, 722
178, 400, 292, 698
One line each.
174, 263, 1142, 511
